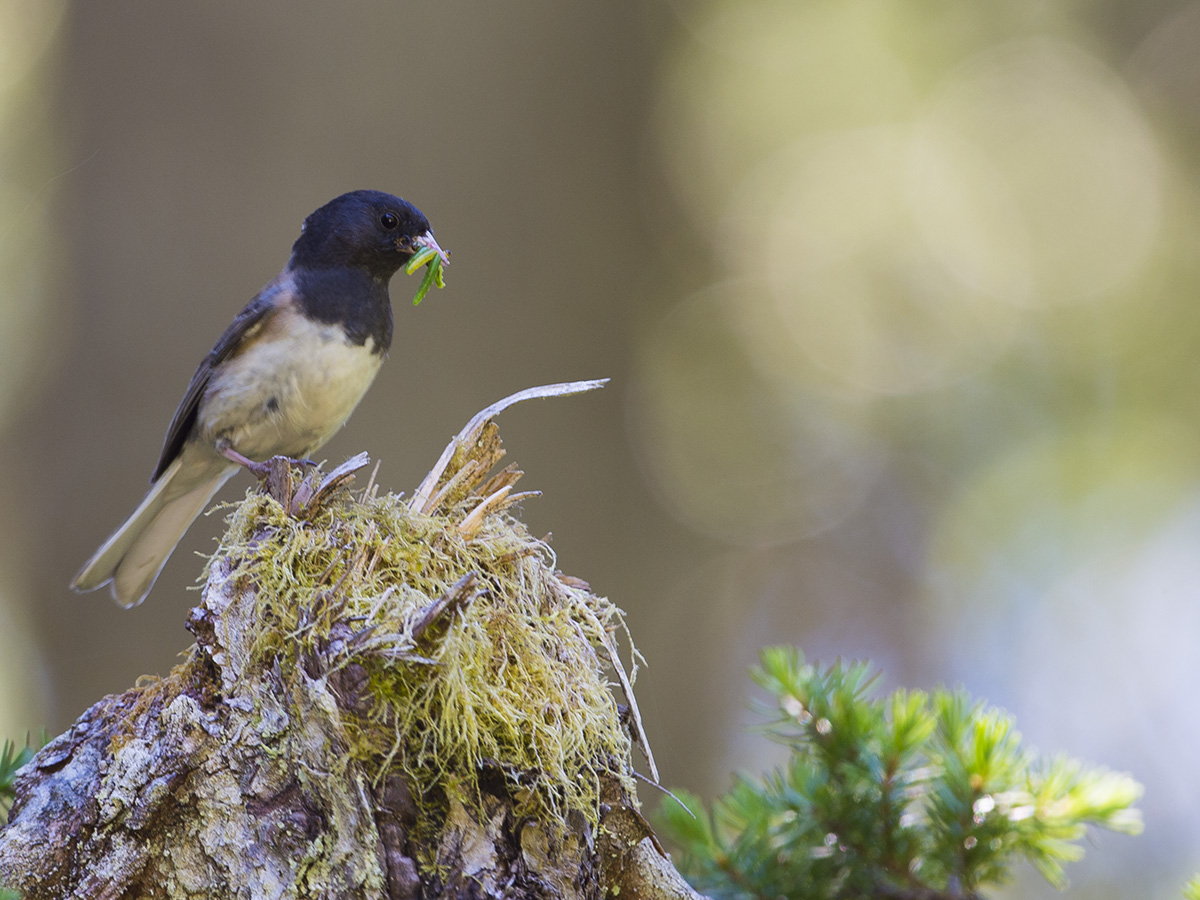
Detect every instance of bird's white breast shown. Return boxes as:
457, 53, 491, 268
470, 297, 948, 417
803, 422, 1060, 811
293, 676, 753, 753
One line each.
200, 306, 384, 461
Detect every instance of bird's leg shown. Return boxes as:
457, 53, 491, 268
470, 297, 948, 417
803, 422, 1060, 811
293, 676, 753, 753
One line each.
218, 443, 316, 480
219, 445, 273, 479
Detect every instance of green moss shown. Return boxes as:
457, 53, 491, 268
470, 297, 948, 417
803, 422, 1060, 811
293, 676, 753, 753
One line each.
207, 474, 636, 829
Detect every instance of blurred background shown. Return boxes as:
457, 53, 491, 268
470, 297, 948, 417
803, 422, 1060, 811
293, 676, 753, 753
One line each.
1, 0, 1198, 895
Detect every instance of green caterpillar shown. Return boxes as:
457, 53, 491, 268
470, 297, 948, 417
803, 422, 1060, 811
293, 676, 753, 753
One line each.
405, 245, 448, 306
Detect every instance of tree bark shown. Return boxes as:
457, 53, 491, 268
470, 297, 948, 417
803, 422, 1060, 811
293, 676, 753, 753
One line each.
1, 385, 705, 900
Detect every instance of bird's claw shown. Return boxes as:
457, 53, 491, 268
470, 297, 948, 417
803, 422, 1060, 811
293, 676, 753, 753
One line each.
220, 447, 315, 480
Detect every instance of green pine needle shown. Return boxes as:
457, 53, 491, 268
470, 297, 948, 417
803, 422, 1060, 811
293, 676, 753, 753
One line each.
660, 647, 1143, 899
1, 738, 34, 825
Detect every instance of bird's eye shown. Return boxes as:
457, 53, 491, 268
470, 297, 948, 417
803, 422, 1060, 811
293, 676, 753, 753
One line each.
380, 212, 400, 230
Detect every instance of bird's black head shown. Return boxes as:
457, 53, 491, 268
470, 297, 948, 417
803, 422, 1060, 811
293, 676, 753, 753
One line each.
290, 190, 440, 278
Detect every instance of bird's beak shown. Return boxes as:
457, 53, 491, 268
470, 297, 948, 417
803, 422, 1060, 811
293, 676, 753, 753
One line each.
413, 231, 450, 266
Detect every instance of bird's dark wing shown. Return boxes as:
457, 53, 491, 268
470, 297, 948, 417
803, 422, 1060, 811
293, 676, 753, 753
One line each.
151, 277, 291, 482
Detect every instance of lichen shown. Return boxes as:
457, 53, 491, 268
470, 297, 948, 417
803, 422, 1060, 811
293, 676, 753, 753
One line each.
203, 455, 637, 834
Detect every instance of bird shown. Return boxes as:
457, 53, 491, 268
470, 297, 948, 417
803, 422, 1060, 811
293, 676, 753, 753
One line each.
72, 189, 447, 608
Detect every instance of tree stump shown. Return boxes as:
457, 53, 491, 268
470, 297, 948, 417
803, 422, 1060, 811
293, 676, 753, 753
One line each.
0, 384, 704, 900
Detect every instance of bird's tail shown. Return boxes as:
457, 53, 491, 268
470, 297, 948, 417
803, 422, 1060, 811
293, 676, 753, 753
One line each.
72, 456, 237, 608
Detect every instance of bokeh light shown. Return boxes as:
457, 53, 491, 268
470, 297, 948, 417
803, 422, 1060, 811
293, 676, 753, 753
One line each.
915, 39, 1161, 307
750, 127, 1026, 393
629, 282, 884, 545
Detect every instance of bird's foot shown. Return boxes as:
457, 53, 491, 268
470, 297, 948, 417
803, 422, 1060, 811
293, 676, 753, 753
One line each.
219, 445, 371, 517
220, 447, 317, 479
